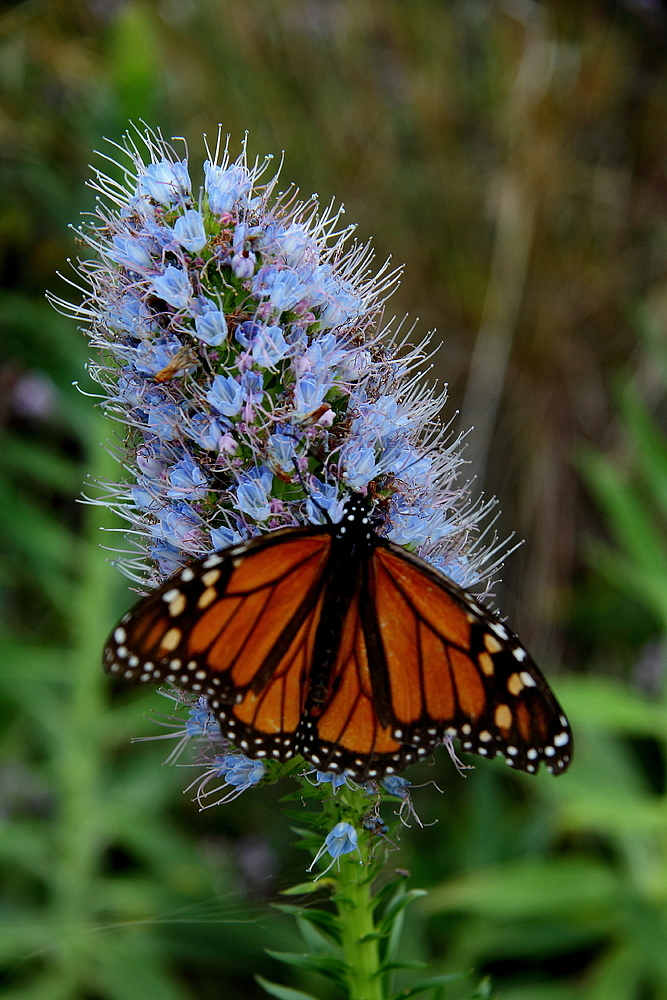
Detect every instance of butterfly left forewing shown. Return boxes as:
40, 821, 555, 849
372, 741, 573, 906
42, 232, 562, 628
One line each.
369, 543, 573, 775
104, 530, 332, 760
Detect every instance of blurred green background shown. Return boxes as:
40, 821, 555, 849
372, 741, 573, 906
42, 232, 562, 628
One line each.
3, 1, 667, 998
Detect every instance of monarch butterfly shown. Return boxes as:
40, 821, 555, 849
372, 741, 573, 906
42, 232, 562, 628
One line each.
104, 493, 572, 780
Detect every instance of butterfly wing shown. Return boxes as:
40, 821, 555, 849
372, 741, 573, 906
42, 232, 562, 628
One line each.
104, 527, 332, 762
364, 542, 572, 775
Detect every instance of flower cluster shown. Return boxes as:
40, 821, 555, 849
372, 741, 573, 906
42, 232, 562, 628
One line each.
50, 126, 499, 591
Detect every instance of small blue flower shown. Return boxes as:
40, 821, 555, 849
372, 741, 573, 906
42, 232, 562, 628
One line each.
235, 320, 262, 349
109, 235, 153, 271
189, 752, 265, 809
253, 266, 309, 314
137, 159, 191, 206
136, 447, 166, 478
206, 374, 244, 417
267, 433, 296, 474
137, 692, 224, 764
152, 265, 191, 309
267, 223, 318, 268
155, 503, 202, 549
204, 161, 252, 214
131, 338, 183, 376
131, 484, 155, 511
146, 402, 181, 441
308, 822, 362, 878
314, 771, 348, 791
236, 479, 271, 521
194, 302, 228, 346
106, 293, 155, 337
173, 209, 207, 253
306, 479, 345, 524
150, 538, 186, 576
210, 524, 244, 551
240, 370, 265, 403
251, 325, 290, 367
382, 775, 411, 798
167, 455, 208, 499
294, 376, 328, 415
340, 442, 380, 490
186, 413, 227, 451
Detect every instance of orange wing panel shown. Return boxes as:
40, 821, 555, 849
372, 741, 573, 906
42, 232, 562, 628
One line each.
419, 621, 456, 721
228, 536, 330, 593
189, 596, 243, 655
449, 647, 485, 718
209, 589, 272, 675
317, 591, 401, 757
376, 549, 471, 648
373, 559, 423, 723
234, 593, 324, 735
516, 701, 533, 743
143, 616, 171, 653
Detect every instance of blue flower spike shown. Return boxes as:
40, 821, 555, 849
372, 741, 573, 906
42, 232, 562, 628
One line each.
49, 123, 501, 593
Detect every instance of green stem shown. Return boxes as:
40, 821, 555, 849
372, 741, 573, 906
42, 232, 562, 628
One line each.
323, 786, 385, 1000
333, 845, 384, 1000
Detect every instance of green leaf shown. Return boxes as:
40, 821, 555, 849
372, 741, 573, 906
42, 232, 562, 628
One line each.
281, 880, 332, 896
371, 871, 411, 913
378, 889, 428, 936
389, 971, 467, 999
425, 859, 620, 918
467, 976, 494, 999
379, 961, 431, 973
265, 950, 346, 987
272, 904, 341, 944
255, 975, 322, 1000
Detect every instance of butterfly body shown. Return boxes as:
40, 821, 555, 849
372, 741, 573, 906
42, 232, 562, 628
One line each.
104, 494, 572, 780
